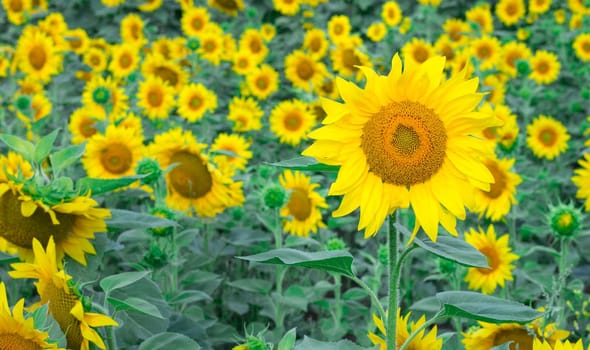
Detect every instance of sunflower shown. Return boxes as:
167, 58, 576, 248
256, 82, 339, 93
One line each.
278, 170, 327, 237
82, 124, 144, 179
526, 115, 569, 160
534, 339, 585, 350
285, 50, 327, 92
402, 38, 436, 66
330, 36, 372, 81
529, 50, 560, 85
450, 48, 474, 77
327, 15, 351, 43
569, 0, 590, 14
499, 41, 531, 77
573, 33, 590, 61
303, 28, 329, 59
149, 128, 244, 217
529, 0, 552, 14
82, 75, 129, 118
315, 75, 339, 99
478, 103, 519, 151
15, 29, 61, 82
260, 23, 276, 42
109, 44, 139, 79
2, 0, 31, 25
16, 93, 52, 124
572, 154, 590, 211
367, 22, 387, 42
466, 3, 494, 33
463, 320, 569, 350
570, 13, 584, 29
120, 13, 147, 48
0, 281, 61, 349
270, 99, 316, 146
470, 35, 501, 71
141, 53, 187, 92
434, 35, 455, 67
137, 77, 174, 121
303, 53, 499, 240
442, 18, 471, 45
496, 0, 526, 26
181, 6, 210, 37
64, 28, 90, 54
482, 74, 506, 105
177, 83, 217, 123
211, 133, 252, 176
246, 64, 279, 100
198, 30, 225, 65
138, 0, 162, 11
273, 0, 299, 15
9, 237, 118, 350
227, 97, 264, 132
232, 49, 257, 75
239, 29, 268, 62
208, 0, 243, 16
83, 48, 108, 72
368, 309, 442, 350
381, 1, 403, 27
69, 105, 107, 144
473, 157, 521, 222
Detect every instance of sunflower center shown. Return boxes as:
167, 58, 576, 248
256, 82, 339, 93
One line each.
249, 38, 262, 53
506, 3, 518, 15
190, 95, 203, 109
237, 57, 248, 68
9, 0, 23, 11
341, 48, 361, 70
361, 101, 447, 186
557, 212, 573, 229
296, 60, 314, 80
506, 52, 521, 68
583, 41, 590, 53
413, 46, 429, 63
255, 76, 268, 89
191, 17, 204, 31
449, 27, 461, 42
492, 328, 533, 350
333, 24, 343, 35
321, 79, 334, 95
215, 0, 238, 10
169, 151, 212, 199
0, 190, 76, 248
70, 37, 82, 49
477, 45, 491, 59
482, 127, 498, 140
284, 112, 303, 131
0, 333, 43, 350
90, 55, 101, 66
440, 44, 454, 61
100, 143, 132, 174
130, 23, 140, 40
539, 127, 557, 146
29, 45, 47, 70
536, 61, 549, 74
477, 245, 501, 274
204, 40, 216, 53
148, 88, 164, 106
310, 37, 321, 52
42, 281, 83, 350
482, 160, 506, 199
79, 118, 97, 137
119, 53, 132, 68
153, 66, 178, 87
287, 188, 312, 221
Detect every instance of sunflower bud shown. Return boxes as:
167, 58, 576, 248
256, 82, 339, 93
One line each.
262, 184, 286, 209
326, 237, 346, 251
246, 335, 268, 350
136, 158, 162, 186
548, 203, 583, 239
92, 87, 111, 105
143, 243, 168, 269
186, 37, 200, 51
438, 257, 457, 275
516, 60, 530, 76
15, 95, 31, 113
149, 206, 176, 237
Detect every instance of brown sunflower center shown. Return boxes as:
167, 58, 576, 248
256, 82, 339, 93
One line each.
237, 57, 248, 68
477, 245, 501, 274
9, 0, 23, 11
169, 151, 213, 199
255, 76, 269, 89
361, 101, 447, 186
506, 52, 521, 68
119, 53, 132, 68
476, 44, 491, 59
90, 54, 101, 66
492, 328, 533, 350
42, 280, 83, 350
70, 37, 82, 50
483, 160, 506, 199
287, 188, 312, 221
341, 48, 361, 70
153, 66, 178, 87
79, 118, 97, 137
310, 37, 321, 52
29, 45, 47, 70
333, 24, 343, 35
505, 3, 518, 16
0, 333, 43, 350
321, 79, 334, 95
249, 38, 262, 53
482, 127, 498, 140
296, 59, 314, 80
203, 40, 216, 53
215, 0, 238, 10
536, 61, 549, 74
191, 17, 204, 31
449, 27, 461, 42
539, 127, 557, 146
284, 112, 303, 131
130, 23, 140, 40
0, 190, 76, 248
147, 88, 163, 107
190, 95, 203, 109
412, 46, 429, 63
582, 41, 590, 53
440, 44, 454, 61
100, 143, 132, 174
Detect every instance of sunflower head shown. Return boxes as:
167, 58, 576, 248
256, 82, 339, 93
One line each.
548, 203, 583, 239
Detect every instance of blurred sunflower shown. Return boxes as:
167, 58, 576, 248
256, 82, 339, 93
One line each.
279, 170, 327, 237
463, 320, 569, 350
368, 309, 442, 350
15, 30, 61, 82
573, 33, 590, 61
499, 41, 531, 77
0, 281, 61, 349
227, 97, 264, 132
83, 48, 108, 72
82, 75, 129, 118
150, 128, 244, 217
529, 50, 560, 84
69, 105, 107, 144
270, 99, 316, 146
442, 18, 471, 45
10, 237, 118, 350
495, 0, 526, 26
526, 115, 569, 160
136, 76, 176, 121
181, 6, 210, 37
198, 31, 225, 65
381, 1, 403, 27
330, 36, 371, 81
109, 44, 140, 79
82, 124, 144, 179
572, 154, 590, 211
285, 50, 327, 92
232, 50, 257, 75
177, 83, 217, 123
473, 156, 521, 222
327, 15, 351, 43
529, 0, 552, 14
211, 133, 252, 176
260, 23, 276, 42
303, 28, 329, 59
434, 35, 455, 67
239, 29, 268, 62
464, 225, 518, 294
141, 53, 187, 91
478, 103, 520, 151
16, 93, 52, 124
138, 0, 163, 11
64, 28, 90, 54
569, 0, 590, 14
402, 38, 436, 65
273, 0, 300, 15
246, 64, 279, 100
2, 0, 31, 25
534, 339, 585, 350
367, 22, 387, 42
303, 54, 498, 240
315, 76, 340, 99
466, 3, 494, 33
208, 0, 243, 16
470, 35, 501, 71
120, 13, 146, 47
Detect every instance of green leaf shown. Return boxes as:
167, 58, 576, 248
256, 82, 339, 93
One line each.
237, 248, 354, 277
138, 332, 201, 350
50, 143, 86, 175
0, 252, 19, 264
279, 328, 297, 350
100, 271, 151, 294
342, 288, 368, 301
107, 296, 165, 319
168, 290, 212, 305
294, 336, 369, 350
412, 231, 489, 268
268, 157, 339, 172
34, 129, 59, 164
227, 278, 273, 294
77, 175, 145, 195
107, 209, 179, 229
0, 134, 35, 162
436, 291, 542, 324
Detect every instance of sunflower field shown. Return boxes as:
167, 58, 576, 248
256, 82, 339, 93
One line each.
1, 0, 590, 349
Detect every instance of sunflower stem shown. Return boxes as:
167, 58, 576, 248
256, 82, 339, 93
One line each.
350, 275, 386, 323
557, 237, 569, 326
273, 207, 285, 334
92, 302, 118, 350
399, 310, 445, 350
387, 213, 399, 350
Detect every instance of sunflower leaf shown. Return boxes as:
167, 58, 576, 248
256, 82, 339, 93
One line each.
34, 129, 59, 164
76, 175, 146, 195
268, 156, 339, 172
50, 143, 86, 176
107, 209, 179, 229
107, 296, 165, 319
0, 134, 35, 162
278, 328, 297, 350
293, 336, 369, 350
436, 291, 542, 324
412, 232, 489, 268
100, 270, 151, 294
138, 332, 201, 350
237, 248, 354, 277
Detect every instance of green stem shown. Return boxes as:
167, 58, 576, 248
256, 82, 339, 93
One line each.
399, 310, 445, 350
387, 214, 399, 350
557, 237, 569, 326
92, 302, 118, 350
169, 227, 178, 295
349, 275, 386, 323
273, 207, 285, 333
334, 274, 342, 328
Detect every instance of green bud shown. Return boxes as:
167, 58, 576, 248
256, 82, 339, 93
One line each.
143, 243, 168, 269
262, 184, 286, 209
581, 88, 590, 100
438, 258, 457, 275
92, 86, 111, 105
378, 244, 388, 266
326, 237, 346, 251
544, 90, 557, 100
548, 203, 583, 239
518, 86, 532, 99
257, 165, 274, 179
127, 72, 138, 82
149, 206, 176, 237
246, 335, 268, 350
136, 158, 162, 186
570, 102, 583, 113
231, 206, 244, 221
247, 8, 258, 18
187, 37, 200, 51
516, 60, 530, 76
15, 95, 31, 112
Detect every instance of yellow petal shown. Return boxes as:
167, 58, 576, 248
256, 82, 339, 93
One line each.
20, 200, 37, 217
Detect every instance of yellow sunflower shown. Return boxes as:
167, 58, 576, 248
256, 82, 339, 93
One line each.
434, 35, 455, 67
315, 75, 340, 99
239, 29, 268, 62
499, 41, 531, 77
2, 0, 31, 25
177, 83, 217, 123
279, 170, 327, 237
16, 92, 52, 124
285, 50, 327, 92
64, 28, 90, 54
463, 320, 569, 350
473, 156, 522, 222
69, 105, 107, 144
526, 115, 569, 160
246, 64, 279, 100
208, 0, 244, 16
368, 309, 442, 350
83, 47, 108, 72
529, 50, 560, 84
478, 103, 520, 151
450, 48, 475, 77
211, 133, 252, 176
464, 225, 518, 294
82, 75, 129, 118
466, 3, 494, 33
82, 124, 144, 179
141, 53, 187, 91
136, 76, 176, 121
572, 154, 590, 211
137, 0, 162, 11
232, 49, 258, 75
261, 23, 276, 42
442, 18, 471, 46
270, 99, 316, 146
303, 53, 498, 240
327, 15, 351, 43
573, 33, 590, 61
120, 13, 146, 48
181, 6, 210, 37
569, 0, 590, 14
109, 44, 139, 79
470, 35, 502, 71
534, 339, 586, 350
381, 1, 403, 27
367, 22, 387, 42
402, 38, 436, 66
273, 0, 299, 15
149, 128, 244, 217
9, 237, 118, 350
303, 28, 329, 59
227, 97, 264, 132
0, 281, 61, 349
330, 36, 372, 81
15, 29, 61, 82
198, 30, 225, 65
529, 0, 552, 14
496, 0, 526, 26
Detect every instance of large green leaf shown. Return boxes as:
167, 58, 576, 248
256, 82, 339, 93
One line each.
107, 209, 179, 229
436, 291, 542, 324
49, 143, 86, 176
100, 271, 151, 294
0, 134, 35, 162
77, 175, 145, 195
294, 336, 371, 350
412, 232, 489, 268
138, 332, 201, 350
268, 157, 339, 172
279, 328, 297, 350
237, 248, 354, 277
34, 129, 59, 164
107, 296, 165, 319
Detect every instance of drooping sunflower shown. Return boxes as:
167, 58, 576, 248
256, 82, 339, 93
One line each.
270, 99, 316, 146
303, 53, 498, 240
136, 76, 176, 121
303, 28, 329, 59
573, 33, 590, 61
572, 154, 590, 211
464, 225, 519, 294
529, 50, 560, 84
285, 50, 327, 92
109, 44, 139, 79
279, 170, 327, 237
211, 133, 252, 176
227, 97, 264, 132
402, 38, 436, 66
69, 105, 107, 144
533, 339, 585, 350
177, 83, 217, 123
463, 320, 569, 350
82, 124, 144, 179
246, 64, 279, 100
526, 115, 569, 160
120, 13, 147, 48
208, 0, 244, 16
381, 1, 403, 27
473, 156, 522, 222
466, 3, 494, 33
10, 237, 118, 350
368, 309, 442, 350
181, 6, 210, 38
470, 35, 502, 71
82, 75, 129, 119
495, 0, 526, 26
149, 128, 244, 217
141, 53, 187, 92
0, 281, 61, 349
15, 29, 61, 82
